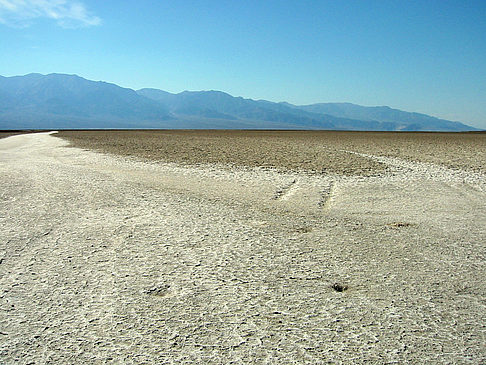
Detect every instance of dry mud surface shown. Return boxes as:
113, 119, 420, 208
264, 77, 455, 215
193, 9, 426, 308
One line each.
1, 131, 485, 364
58, 130, 486, 174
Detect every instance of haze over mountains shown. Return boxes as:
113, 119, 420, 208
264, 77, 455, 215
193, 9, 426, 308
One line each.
0, 73, 478, 131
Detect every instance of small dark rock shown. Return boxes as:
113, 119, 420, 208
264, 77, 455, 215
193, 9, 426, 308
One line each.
332, 283, 348, 292
146, 285, 170, 297
295, 227, 312, 233
387, 222, 412, 228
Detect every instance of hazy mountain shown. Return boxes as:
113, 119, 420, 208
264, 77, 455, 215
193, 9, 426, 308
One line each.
136, 89, 410, 130
294, 102, 473, 131
140, 89, 339, 128
0, 73, 478, 131
0, 73, 171, 129
139, 88, 477, 131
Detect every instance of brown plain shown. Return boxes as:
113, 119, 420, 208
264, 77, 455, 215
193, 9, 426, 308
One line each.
58, 130, 486, 174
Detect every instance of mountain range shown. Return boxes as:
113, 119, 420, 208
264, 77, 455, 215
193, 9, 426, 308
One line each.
0, 73, 478, 131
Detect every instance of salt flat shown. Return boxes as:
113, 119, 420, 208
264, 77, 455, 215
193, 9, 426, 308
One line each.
1, 132, 485, 363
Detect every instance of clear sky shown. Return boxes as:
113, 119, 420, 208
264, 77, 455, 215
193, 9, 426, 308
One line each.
1, 0, 485, 128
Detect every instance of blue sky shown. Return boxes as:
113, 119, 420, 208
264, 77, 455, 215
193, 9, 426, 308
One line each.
1, 1, 485, 128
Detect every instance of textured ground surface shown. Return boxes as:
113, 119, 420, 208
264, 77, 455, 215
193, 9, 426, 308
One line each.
58, 130, 486, 174
1, 131, 485, 364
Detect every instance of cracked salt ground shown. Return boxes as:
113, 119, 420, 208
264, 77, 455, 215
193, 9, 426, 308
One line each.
0, 132, 485, 363
343, 150, 486, 192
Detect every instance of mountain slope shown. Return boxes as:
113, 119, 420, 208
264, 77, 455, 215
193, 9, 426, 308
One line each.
138, 89, 337, 128
0, 73, 171, 129
138, 89, 407, 130
139, 88, 478, 131
0, 73, 478, 131
295, 102, 475, 131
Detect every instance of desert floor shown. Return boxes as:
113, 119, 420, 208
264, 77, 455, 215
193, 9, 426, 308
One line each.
1, 131, 485, 363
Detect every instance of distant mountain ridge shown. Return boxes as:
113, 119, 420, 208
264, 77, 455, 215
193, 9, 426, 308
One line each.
0, 73, 478, 131
294, 103, 471, 131
0, 73, 170, 129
